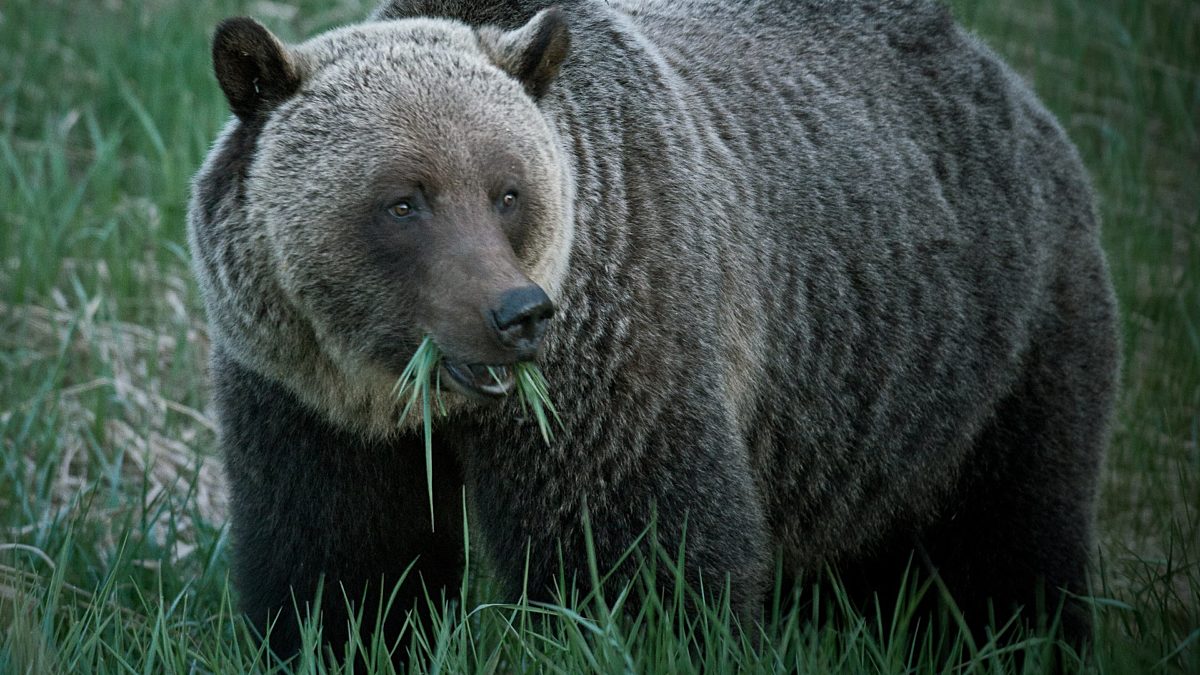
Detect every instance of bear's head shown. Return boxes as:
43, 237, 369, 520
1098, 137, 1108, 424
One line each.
198, 10, 573, 432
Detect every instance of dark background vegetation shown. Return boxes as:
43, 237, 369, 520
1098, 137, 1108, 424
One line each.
1, 0, 1196, 671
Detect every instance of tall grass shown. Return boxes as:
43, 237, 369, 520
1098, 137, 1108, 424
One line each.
1, 0, 1196, 672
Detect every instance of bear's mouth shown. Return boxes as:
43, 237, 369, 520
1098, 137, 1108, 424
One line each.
441, 361, 515, 399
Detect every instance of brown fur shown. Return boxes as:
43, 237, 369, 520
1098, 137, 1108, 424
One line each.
189, 0, 1119, 660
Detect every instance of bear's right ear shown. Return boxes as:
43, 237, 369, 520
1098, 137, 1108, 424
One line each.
212, 17, 302, 121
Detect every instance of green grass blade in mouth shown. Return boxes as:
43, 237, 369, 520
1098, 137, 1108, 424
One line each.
514, 362, 562, 444
395, 339, 563, 527
435, 364, 447, 415
393, 336, 442, 530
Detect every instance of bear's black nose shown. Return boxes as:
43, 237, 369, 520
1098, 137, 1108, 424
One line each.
492, 285, 554, 359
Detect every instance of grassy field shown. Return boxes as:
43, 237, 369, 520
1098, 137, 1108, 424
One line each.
1, 0, 1196, 672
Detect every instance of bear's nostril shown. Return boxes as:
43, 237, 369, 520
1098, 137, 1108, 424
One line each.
492, 285, 555, 356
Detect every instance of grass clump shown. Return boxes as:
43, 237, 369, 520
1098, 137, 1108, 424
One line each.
507, 362, 562, 445
392, 336, 562, 526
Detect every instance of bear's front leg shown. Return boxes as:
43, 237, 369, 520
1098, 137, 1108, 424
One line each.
211, 349, 466, 662
455, 387, 771, 621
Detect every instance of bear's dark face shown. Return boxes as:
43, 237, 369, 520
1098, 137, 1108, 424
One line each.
351, 135, 557, 396
214, 14, 573, 401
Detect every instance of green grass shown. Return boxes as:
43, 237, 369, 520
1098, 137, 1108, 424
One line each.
394, 335, 445, 529
1, 0, 1196, 672
393, 336, 561, 526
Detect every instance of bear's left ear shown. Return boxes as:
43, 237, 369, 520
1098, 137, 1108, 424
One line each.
478, 7, 570, 99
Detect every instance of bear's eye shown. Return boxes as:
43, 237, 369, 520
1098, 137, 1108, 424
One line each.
500, 191, 518, 211
388, 201, 415, 219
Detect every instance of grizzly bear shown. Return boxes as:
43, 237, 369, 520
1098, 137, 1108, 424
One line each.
188, 0, 1119, 660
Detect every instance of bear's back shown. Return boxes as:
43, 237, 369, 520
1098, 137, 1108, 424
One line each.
537, 0, 1104, 560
